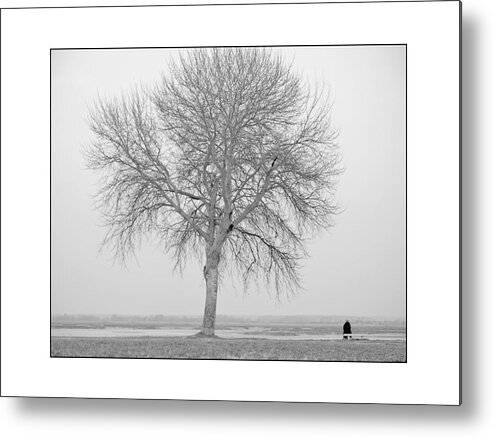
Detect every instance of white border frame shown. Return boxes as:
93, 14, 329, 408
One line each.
1, 1, 460, 404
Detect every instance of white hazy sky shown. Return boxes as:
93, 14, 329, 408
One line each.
51, 46, 405, 319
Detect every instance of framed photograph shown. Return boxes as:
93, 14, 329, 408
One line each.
1, 0, 461, 404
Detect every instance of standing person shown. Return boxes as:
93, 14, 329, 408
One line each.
343, 320, 352, 339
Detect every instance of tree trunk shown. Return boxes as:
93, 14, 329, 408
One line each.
201, 251, 220, 336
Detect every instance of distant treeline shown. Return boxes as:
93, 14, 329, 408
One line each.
51, 314, 405, 326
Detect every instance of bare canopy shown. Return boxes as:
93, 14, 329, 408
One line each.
86, 48, 340, 336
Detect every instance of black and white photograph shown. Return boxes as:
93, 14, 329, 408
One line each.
1, 0, 463, 411
50, 45, 406, 362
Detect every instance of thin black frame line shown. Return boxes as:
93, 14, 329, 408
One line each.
0, 393, 460, 406
0, 7, 3, 397
50, 43, 407, 51
49, 45, 51, 367
458, 0, 462, 406
0, 0, 463, 12
49, 352, 407, 364
50, 43, 408, 365
405, 43, 408, 363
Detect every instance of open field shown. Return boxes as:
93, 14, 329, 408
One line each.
51, 336, 406, 362
51, 315, 406, 339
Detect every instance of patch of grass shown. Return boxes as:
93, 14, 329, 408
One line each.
51, 336, 406, 362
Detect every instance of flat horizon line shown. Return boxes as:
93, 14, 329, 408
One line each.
51, 313, 406, 320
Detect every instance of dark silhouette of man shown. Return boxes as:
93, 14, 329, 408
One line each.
343, 320, 352, 339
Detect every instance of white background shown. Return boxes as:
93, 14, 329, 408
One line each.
1, 0, 458, 403
0, 0, 486, 434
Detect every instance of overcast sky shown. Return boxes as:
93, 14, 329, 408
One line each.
51, 46, 405, 319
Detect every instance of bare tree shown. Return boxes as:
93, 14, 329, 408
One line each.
85, 48, 340, 336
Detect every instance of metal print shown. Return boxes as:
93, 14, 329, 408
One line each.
50, 45, 406, 362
